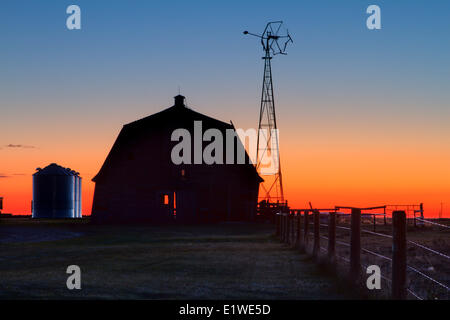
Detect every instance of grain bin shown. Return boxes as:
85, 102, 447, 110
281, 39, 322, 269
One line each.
68, 169, 82, 218
73, 171, 82, 218
32, 163, 81, 219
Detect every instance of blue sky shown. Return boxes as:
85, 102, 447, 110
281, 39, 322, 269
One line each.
1, 0, 449, 127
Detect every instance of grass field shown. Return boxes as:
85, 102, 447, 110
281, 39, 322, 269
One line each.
0, 218, 356, 299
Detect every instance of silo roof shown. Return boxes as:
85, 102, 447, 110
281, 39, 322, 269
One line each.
33, 163, 76, 176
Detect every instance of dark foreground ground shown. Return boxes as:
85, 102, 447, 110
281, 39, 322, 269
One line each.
0, 218, 356, 299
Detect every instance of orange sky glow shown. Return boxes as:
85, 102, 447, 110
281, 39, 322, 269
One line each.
1, 111, 448, 218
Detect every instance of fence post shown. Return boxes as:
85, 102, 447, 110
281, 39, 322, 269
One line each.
297, 211, 303, 251
286, 213, 291, 244
328, 211, 336, 263
286, 213, 290, 244
418, 203, 424, 228
420, 203, 424, 222
304, 210, 309, 249
313, 211, 320, 257
292, 213, 295, 245
373, 214, 376, 232
276, 213, 280, 237
283, 214, 287, 243
279, 212, 283, 240
350, 208, 361, 280
392, 210, 407, 300
384, 207, 387, 225
290, 213, 294, 245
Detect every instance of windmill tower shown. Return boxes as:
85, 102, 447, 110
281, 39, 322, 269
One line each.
244, 21, 292, 203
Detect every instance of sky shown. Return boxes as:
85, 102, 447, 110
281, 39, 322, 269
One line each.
0, 0, 449, 217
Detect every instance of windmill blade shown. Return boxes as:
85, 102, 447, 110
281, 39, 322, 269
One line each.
287, 30, 293, 43
282, 38, 291, 53
274, 38, 284, 55
282, 30, 293, 52
274, 21, 283, 36
262, 22, 270, 38
267, 23, 273, 35
267, 36, 277, 54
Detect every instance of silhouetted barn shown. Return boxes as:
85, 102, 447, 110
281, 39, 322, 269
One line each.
92, 95, 262, 224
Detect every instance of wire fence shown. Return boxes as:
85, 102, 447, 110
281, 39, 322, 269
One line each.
276, 207, 449, 300
415, 217, 450, 229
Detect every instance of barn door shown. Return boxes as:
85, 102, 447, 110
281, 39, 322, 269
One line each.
175, 190, 197, 223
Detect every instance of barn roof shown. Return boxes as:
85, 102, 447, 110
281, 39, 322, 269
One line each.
124, 95, 232, 130
92, 95, 262, 183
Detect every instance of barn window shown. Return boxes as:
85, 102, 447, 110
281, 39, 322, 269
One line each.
163, 194, 169, 205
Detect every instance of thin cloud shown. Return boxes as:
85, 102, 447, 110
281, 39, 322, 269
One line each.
0, 173, 26, 178
5, 144, 36, 149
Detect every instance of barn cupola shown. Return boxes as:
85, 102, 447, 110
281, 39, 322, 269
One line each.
174, 94, 185, 107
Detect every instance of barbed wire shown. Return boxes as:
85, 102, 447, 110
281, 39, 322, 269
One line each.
336, 254, 350, 263
336, 225, 351, 231
361, 229, 392, 239
335, 239, 350, 247
361, 247, 392, 261
407, 265, 450, 291
415, 218, 450, 229
408, 240, 450, 260
407, 288, 423, 300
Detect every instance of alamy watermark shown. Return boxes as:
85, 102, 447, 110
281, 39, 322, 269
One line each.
64, 5, 381, 32
66, 5, 81, 30
366, 5, 381, 30
170, 121, 280, 175
66, 265, 81, 290
366, 265, 381, 290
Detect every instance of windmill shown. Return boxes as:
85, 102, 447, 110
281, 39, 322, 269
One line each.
244, 21, 293, 204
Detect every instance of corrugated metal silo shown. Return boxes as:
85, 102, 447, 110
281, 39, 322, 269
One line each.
72, 172, 82, 218
32, 163, 81, 219
78, 175, 82, 217
74, 173, 79, 218
70, 169, 78, 218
